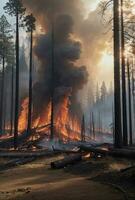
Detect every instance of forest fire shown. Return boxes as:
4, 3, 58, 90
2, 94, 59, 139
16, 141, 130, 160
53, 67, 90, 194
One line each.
17, 13, 88, 142
18, 94, 81, 141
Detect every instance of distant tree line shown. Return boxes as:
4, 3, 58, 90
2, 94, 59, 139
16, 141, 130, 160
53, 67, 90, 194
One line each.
0, 0, 36, 149
101, 0, 135, 147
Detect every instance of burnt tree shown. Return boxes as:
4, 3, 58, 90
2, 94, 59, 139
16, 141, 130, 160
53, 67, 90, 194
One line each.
127, 59, 133, 146
25, 14, 36, 136
81, 114, 85, 142
121, 0, 128, 146
113, 0, 123, 148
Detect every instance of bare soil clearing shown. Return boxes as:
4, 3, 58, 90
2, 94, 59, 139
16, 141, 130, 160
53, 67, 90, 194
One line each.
0, 155, 134, 200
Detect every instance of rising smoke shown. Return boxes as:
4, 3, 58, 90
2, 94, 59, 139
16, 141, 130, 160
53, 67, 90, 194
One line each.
22, 0, 110, 120
22, 0, 89, 121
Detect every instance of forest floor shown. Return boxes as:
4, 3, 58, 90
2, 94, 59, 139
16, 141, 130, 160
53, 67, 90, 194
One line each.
0, 155, 135, 200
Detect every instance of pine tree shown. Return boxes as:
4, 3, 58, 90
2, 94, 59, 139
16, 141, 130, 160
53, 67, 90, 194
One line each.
81, 114, 85, 142
50, 22, 55, 141
121, 0, 128, 146
101, 81, 107, 102
92, 112, 95, 140
4, 0, 26, 149
24, 14, 36, 136
113, 0, 123, 148
96, 83, 100, 103
127, 59, 133, 145
0, 15, 13, 136
6, 44, 15, 136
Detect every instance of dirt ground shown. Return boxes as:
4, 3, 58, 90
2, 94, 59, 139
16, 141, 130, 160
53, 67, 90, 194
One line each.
0, 155, 134, 200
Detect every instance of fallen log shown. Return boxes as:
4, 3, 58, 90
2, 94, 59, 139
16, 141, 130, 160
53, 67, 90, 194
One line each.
79, 145, 108, 155
80, 145, 135, 159
52, 147, 80, 154
51, 154, 82, 169
120, 165, 135, 173
0, 130, 34, 149
0, 157, 35, 171
0, 150, 60, 158
0, 123, 50, 149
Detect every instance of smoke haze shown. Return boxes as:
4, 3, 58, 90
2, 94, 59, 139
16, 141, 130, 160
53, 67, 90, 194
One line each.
22, 0, 111, 119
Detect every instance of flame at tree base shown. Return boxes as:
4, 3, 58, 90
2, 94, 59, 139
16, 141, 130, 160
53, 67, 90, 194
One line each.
18, 93, 81, 141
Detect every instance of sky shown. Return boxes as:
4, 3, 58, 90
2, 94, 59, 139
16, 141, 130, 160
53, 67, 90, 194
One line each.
0, 0, 14, 25
0, 0, 113, 86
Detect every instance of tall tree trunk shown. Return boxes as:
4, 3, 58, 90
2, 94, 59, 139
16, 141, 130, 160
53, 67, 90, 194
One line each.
50, 22, 55, 141
14, 12, 19, 149
127, 60, 133, 145
0, 57, 5, 136
89, 112, 92, 139
131, 59, 135, 135
113, 0, 123, 148
112, 103, 115, 143
27, 30, 33, 135
10, 65, 14, 136
81, 114, 85, 142
98, 111, 101, 134
3, 71, 6, 134
92, 112, 95, 140
3, 90, 6, 134
121, 0, 128, 146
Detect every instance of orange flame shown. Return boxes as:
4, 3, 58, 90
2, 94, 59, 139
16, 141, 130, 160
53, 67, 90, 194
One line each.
18, 98, 29, 132
18, 94, 81, 141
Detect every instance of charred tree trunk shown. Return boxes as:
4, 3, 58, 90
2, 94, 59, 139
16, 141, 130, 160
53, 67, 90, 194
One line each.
51, 154, 82, 169
3, 80, 6, 134
50, 22, 55, 141
131, 59, 135, 134
81, 114, 85, 142
80, 145, 135, 159
0, 57, 5, 136
112, 103, 115, 143
92, 112, 95, 140
27, 30, 33, 136
10, 65, 14, 136
113, 0, 123, 148
89, 112, 92, 138
98, 111, 101, 134
14, 12, 19, 149
121, 0, 128, 146
127, 60, 133, 146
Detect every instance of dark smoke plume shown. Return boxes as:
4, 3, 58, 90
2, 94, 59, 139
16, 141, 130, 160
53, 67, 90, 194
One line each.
22, 0, 88, 120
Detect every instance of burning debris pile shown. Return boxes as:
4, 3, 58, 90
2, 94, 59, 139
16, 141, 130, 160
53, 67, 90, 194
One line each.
18, 0, 89, 141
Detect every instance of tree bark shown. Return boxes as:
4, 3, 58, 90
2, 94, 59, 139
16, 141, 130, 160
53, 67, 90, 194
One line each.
92, 112, 95, 140
50, 22, 55, 141
113, 0, 123, 148
81, 114, 85, 142
14, 12, 19, 149
27, 30, 33, 136
127, 60, 133, 145
10, 65, 14, 136
0, 57, 5, 136
121, 0, 128, 146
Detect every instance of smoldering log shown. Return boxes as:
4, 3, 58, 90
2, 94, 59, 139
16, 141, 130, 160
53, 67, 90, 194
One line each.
51, 154, 82, 169
80, 145, 108, 156
80, 145, 135, 159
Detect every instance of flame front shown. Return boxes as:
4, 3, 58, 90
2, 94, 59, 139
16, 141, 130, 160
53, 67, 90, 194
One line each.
18, 95, 81, 141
